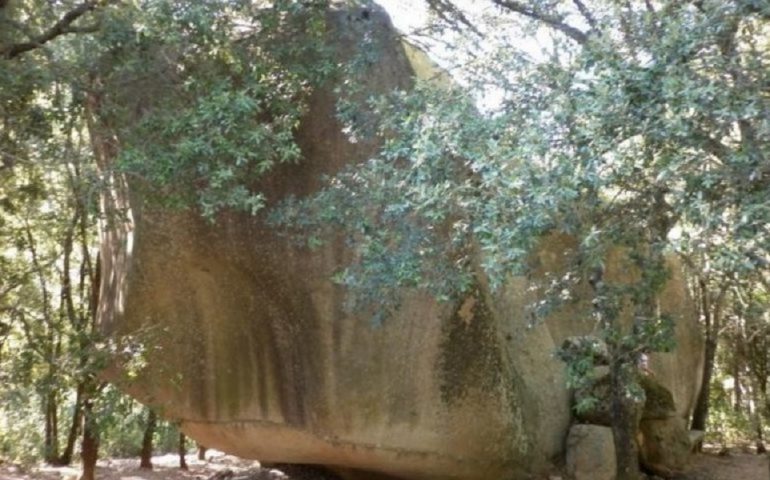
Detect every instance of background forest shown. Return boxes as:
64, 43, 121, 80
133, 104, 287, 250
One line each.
1, 0, 769, 479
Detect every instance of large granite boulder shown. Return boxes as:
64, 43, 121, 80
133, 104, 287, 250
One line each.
93, 5, 704, 480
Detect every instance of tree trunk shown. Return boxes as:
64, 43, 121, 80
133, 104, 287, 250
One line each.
748, 379, 767, 454
590, 264, 642, 480
197, 443, 207, 461
691, 281, 725, 448
178, 432, 188, 470
610, 357, 641, 480
140, 410, 157, 469
58, 384, 84, 465
79, 396, 98, 480
691, 335, 716, 430
734, 348, 743, 412
44, 391, 60, 463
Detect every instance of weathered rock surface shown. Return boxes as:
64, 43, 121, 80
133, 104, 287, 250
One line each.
566, 425, 616, 480
94, 5, 704, 480
638, 416, 692, 477
639, 376, 677, 421
572, 373, 692, 477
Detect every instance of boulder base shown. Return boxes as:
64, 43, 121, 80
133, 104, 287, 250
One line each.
566, 425, 616, 480
638, 417, 692, 477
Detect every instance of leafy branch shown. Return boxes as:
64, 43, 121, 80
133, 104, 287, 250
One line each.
0, 0, 109, 60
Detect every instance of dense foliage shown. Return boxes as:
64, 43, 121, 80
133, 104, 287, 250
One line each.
273, 1, 770, 477
1, 0, 333, 473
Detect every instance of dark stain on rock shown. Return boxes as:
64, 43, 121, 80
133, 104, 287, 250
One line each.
438, 286, 503, 404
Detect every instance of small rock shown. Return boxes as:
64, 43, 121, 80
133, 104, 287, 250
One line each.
208, 469, 234, 480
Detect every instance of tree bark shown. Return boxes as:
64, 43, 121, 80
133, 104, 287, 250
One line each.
691, 281, 725, 447
591, 265, 642, 480
140, 410, 157, 469
690, 335, 716, 433
59, 384, 84, 465
44, 391, 60, 463
79, 395, 98, 480
734, 346, 743, 412
610, 357, 641, 480
748, 378, 767, 454
178, 432, 188, 470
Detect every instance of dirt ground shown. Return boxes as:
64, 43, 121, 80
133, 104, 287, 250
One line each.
0, 450, 767, 480
679, 452, 769, 480
0, 452, 259, 480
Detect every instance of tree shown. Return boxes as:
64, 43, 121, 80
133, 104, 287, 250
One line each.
139, 409, 157, 469
272, 1, 770, 478
2, 0, 334, 470
0, 92, 102, 467
178, 432, 188, 470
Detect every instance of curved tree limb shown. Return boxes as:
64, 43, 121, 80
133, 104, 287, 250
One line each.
0, 1, 104, 60
571, 0, 597, 30
491, 0, 589, 44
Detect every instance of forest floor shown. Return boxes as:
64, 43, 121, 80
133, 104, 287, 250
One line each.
0, 452, 258, 480
678, 450, 768, 480
0, 449, 767, 480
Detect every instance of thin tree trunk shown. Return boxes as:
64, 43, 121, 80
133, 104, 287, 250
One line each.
691, 282, 725, 449
59, 384, 84, 465
44, 391, 60, 463
591, 265, 641, 480
749, 378, 767, 454
691, 336, 716, 429
734, 357, 743, 412
610, 356, 641, 480
140, 410, 157, 469
79, 394, 98, 480
178, 432, 188, 470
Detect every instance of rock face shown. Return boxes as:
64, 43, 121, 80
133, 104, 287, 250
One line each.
638, 417, 692, 477
637, 376, 692, 478
93, 5, 704, 480
566, 425, 616, 480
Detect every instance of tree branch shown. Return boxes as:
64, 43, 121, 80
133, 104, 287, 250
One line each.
492, 0, 588, 44
0, 1, 103, 59
572, 0, 597, 30
425, 0, 482, 37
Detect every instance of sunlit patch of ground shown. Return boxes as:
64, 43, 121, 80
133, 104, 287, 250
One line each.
677, 444, 769, 480
0, 451, 259, 480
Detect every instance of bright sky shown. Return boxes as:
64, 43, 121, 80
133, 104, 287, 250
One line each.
374, 0, 431, 34
373, 0, 552, 111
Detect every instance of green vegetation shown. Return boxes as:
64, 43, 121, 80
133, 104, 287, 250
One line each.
1, 0, 331, 476
1, 1, 769, 480
274, 2, 770, 477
